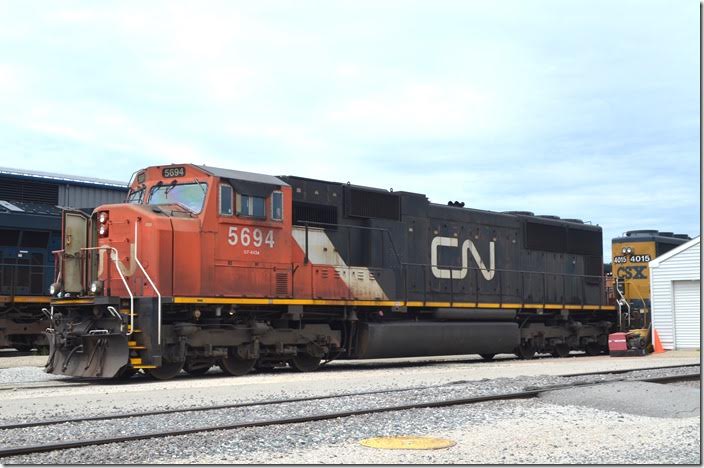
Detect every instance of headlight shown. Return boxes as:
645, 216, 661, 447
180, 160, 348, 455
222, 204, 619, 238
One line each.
90, 280, 104, 295
621, 247, 626, 254
49, 282, 61, 295
98, 224, 109, 237
98, 211, 109, 223
626, 247, 633, 254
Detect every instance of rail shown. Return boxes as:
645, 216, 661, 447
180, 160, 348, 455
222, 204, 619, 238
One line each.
399, 262, 606, 309
0, 366, 697, 457
80, 246, 135, 337
0, 260, 55, 300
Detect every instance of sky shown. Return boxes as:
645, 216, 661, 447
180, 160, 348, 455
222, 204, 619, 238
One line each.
0, 0, 699, 260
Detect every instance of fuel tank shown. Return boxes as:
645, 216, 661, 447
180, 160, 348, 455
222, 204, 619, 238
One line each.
354, 321, 520, 359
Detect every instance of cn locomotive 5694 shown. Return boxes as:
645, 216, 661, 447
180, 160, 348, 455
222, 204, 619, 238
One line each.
46, 164, 615, 379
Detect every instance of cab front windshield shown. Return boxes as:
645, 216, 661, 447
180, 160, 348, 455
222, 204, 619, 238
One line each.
149, 183, 207, 214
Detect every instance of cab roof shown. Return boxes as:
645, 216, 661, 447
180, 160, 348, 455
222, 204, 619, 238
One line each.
197, 165, 289, 187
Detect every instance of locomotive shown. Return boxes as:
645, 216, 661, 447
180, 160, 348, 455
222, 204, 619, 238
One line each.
0, 168, 126, 352
611, 230, 691, 332
0, 201, 61, 352
46, 164, 615, 379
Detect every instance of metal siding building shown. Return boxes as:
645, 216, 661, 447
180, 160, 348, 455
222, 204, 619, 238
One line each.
649, 236, 701, 350
0, 167, 127, 209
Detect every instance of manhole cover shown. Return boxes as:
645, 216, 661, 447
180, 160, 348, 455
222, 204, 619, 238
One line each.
360, 436, 456, 450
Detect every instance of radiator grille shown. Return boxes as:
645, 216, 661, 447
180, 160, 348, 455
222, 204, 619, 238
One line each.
293, 202, 337, 227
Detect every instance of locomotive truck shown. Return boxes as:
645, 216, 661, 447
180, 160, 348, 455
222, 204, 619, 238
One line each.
45, 164, 615, 379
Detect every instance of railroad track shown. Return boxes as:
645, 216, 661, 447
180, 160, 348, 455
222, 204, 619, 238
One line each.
0, 365, 699, 459
1, 361, 699, 393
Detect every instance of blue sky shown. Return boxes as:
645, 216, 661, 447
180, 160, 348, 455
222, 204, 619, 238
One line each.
0, 0, 699, 259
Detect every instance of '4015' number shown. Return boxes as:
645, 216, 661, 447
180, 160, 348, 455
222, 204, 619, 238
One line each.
227, 226, 275, 248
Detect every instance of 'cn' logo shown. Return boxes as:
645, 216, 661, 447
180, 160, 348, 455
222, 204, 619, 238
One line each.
431, 236, 496, 281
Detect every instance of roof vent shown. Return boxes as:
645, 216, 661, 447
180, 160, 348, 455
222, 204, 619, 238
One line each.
658, 232, 674, 237
537, 215, 561, 220
563, 218, 584, 224
673, 234, 691, 239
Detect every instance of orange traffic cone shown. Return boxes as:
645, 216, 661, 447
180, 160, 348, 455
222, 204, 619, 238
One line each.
653, 328, 665, 353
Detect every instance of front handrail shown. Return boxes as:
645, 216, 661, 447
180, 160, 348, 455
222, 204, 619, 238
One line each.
80, 246, 135, 337
134, 221, 162, 345
614, 277, 631, 329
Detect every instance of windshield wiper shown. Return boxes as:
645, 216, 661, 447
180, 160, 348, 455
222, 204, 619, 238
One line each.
164, 180, 178, 196
193, 177, 206, 194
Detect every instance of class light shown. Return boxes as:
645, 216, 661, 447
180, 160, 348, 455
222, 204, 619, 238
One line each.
49, 282, 61, 295
90, 280, 104, 295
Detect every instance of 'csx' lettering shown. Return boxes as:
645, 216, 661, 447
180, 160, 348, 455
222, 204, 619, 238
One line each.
431, 236, 495, 281
616, 266, 647, 280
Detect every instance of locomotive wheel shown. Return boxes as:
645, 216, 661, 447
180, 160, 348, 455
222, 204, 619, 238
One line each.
479, 353, 496, 361
146, 360, 184, 380
219, 355, 256, 376
515, 343, 536, 359
289, 353, 321, 372
584, 343, 602, 356
184, 359, 212, 376
551, 343, 570, 358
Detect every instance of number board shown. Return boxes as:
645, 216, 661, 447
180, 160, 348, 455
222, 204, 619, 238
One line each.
162, 166, 186, 178
136, 172, 146, 183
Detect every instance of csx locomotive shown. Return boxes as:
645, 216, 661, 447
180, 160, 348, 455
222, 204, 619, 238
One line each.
46, 164, 615, 379
611, 230, 690, 330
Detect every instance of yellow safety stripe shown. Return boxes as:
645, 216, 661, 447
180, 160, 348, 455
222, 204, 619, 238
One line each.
48, 295, 613, 311
51, 298, 95, 305
173, 296, 614, 311
0, 295, 51, 304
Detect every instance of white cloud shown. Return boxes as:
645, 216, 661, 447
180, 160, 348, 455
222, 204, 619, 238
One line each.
327, 82, 497, 139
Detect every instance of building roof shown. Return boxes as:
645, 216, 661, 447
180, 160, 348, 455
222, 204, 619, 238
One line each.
197, 165, 289, 186
0, 166, 126, 189
649, 236, 701, 267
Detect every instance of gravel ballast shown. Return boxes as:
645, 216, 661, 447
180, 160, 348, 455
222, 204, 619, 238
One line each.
0, 365, 699, 464
1, 398, 699, 464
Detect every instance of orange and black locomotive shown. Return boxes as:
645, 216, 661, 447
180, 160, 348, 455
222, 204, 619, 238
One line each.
46, 164, 615, 379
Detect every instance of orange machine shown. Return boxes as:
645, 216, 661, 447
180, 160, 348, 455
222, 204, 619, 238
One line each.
46, 164, 615, 379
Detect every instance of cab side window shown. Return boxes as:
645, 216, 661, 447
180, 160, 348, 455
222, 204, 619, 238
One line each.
272, 191, 283, 221
219, 184, 233, 216
237, 193, 266, 218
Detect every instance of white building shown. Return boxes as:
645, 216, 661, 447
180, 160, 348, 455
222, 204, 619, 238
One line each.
649, 236, 701, 350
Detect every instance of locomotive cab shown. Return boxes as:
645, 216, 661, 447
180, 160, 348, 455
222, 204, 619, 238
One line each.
47, 164, 300, 378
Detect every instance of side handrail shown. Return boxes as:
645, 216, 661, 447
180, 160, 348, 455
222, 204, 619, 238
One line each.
134, 221, 162, 345
614, 277, 631, 329
80, 246, 135, 337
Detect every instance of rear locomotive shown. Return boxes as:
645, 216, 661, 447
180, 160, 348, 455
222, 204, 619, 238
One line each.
0, 202, 61, 352
611, 230, 691, 330
46, 164, 615, 379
